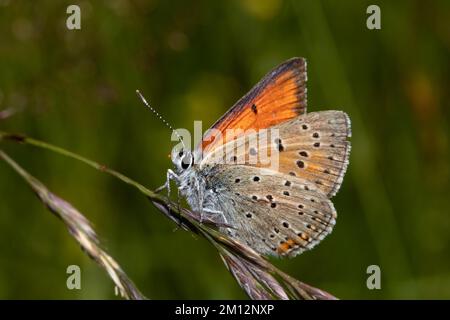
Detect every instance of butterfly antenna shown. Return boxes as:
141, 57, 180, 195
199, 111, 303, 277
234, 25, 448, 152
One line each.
135, 90, 186, 148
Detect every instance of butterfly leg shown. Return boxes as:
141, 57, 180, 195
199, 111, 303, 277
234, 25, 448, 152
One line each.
200, 207, 228, 224
202, 207, 224, 219
201, 207, 231, 228
156, 169, 187, 229
202, 208, 223, 215
155, 169, 179, 198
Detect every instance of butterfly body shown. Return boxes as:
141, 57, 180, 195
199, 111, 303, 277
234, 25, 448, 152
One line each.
167, 58, 351, 258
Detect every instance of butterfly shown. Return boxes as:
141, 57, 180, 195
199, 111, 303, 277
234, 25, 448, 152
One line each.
164, 57, 351, 258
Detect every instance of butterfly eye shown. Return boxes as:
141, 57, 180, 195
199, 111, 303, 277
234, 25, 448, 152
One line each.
181, 161, 190, 170
181, 154, 192, 170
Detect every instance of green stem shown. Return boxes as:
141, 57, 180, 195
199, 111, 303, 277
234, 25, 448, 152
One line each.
0, 131, 167, 204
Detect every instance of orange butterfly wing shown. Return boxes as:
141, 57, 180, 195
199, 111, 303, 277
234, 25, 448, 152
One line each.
201, 57, 307, 153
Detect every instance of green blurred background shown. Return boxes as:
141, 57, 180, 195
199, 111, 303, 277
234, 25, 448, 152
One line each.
0, 0, 449, 299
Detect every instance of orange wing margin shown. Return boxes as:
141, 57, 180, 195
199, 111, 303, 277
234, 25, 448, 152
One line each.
201, 57, 307, 154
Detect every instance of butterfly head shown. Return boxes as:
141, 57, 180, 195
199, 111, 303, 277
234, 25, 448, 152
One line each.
171, 147, 194, 172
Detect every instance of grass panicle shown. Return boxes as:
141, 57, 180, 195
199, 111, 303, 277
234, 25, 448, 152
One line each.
0, 150, 146, 300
